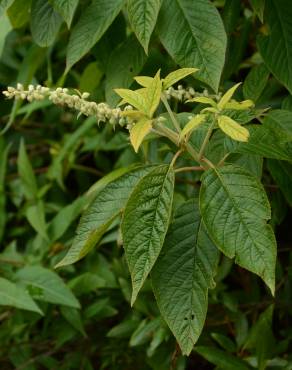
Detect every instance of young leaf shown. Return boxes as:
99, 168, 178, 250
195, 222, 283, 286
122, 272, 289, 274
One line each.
224, 100, 254, 110
127, 0, 162, 53
218, 115, 250, 142
16, 266, 80, 308
157, 0, 227, 92
163, 68, 198, 89
130, 118, 152, 152
31, 0, 63, 47
257, 0, 292, 94
152, 200, 219, 355
200, 164, 276, 295
145, 70, 162, 117
179, 114, 205, 141
217, 83, 241, 110
0, 277, 42, 314
187, 96, 217, 107
114, 88, 148, 114
49, 0, 78, 28
122, 165, 174, 305
66, 0, 124, 71
134, 76, 153, 87
56, 166, 154, 267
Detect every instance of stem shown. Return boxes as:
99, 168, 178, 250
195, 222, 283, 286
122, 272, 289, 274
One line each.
152, 125, 180, 146
170, 149, 183, 167
161, 93, 181, 133
175, 166, 204, 173
198, 117, 216, 160
217, 152, 230, 167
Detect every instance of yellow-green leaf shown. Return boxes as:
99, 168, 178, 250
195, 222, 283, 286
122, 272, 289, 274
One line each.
224, 100, 254, 110
114, 88, 147, 114
130, 118, 152, 152
179, 115, 205, 141
120, 110, 147, 120
218, 115, 249, 142
134, 76, 153, 87
145, 70, 162, 118
217, 82, 241, 110
187, 96, 217, 107
163, 68, 198, 89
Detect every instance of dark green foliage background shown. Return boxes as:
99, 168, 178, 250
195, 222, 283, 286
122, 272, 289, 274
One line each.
0, 0, 292, 368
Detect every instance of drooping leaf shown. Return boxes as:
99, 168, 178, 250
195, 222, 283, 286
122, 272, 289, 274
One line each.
16, 266, 80, 308
130, 118, 152, 152
56, 166, 154, 267
122, 165, 174, 305
163, 68, 198, 89
179, 115, 205, 141
243, 64, 269, 102
257, 0, 292, 94
31, 0, 63, 47
200, 164, 276, 294
106, 35, 147, 106
195, 346, 251, 370
152, 200, 219, 355
66, 0, 124, 71
49, 0, 78, 27
127, 0, 162, 53
0, 277, 42, 314
218, 115, 250, 142
157, 0, 227, 91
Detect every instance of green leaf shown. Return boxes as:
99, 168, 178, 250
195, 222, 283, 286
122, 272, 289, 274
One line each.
0, 140, 10, 243
16, 266, 80, 308
122, 165, 174, 305
157, 0, 227, 92
7, 0, 31, 28
263, 109, 292, 141
26, 201, 48, 240
0, 0, 14, 15
114, 88, 148, 114
105, 35, 147, 106
17, 139, 38, 200
56, 166, 154, 267
31, 0, 63, 47
0, 277, 42, 314
130, 118, 152, 152
179, 114, 205, 141
217, 83, 241, 111
218, 115, 250, 142
187, 96, 217, 107
243, 64, 269, 102
60, 306, 86, 337
145, 70, 162, 117
163, 68, 198, 89
79, 62, 103, 94
152, 200, 219, 355
267, 159, 292, 206
134, 75, 153, 88
195, 346, 251, 370
200, 164, 276, 294
66, 0, 124, 71
129, 318, 161, 347
249, 0, 265, 22
257, 0, 292, 94
0, 14, 12, 57
127, 0, 162, 53
49, 0, 78, 27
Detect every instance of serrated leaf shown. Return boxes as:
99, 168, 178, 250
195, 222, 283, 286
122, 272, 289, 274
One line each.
157, 0, 227, 92
152, 200, 219, 355
0, 277, 42, 314
130, 118, 152, 152
187, 96, 217, 107
30, 0, 63, 47
218, 115, 250, 142
224, 100, 254, 110
200, 164, 276, 294
217, 83, 241, 110
105, 35, 147, 106
263, 109, 292, 141
134, 76, 153, 87
127, 0, 162, 53
243, 64, 269, 102
257, 0, 292, 94
122, 165, 174, 305
49, 0, 78, 27
195, 346, 251, 370
114, 88, 148, 114
16, 266, 80, 308
145, 70, 162, 117
163, 68, 198, 89
56, 166, 154, 267
179, 114, 205, 141
66, 0, 124, 71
